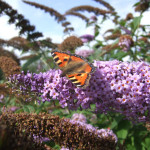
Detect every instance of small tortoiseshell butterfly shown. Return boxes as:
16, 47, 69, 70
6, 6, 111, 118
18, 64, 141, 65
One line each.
51, 50, 95, 88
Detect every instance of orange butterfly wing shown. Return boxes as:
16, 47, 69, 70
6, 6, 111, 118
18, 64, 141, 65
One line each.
67, 73, 88, 87
51, 50, 95, 88
51, 51, 70, 68
66, 62, 94, 88
70, 55, 85, 62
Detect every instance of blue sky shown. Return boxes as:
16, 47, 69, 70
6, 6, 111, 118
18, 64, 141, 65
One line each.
0, 0, 149, 43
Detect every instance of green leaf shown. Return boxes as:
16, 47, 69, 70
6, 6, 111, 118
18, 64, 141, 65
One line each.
119, 19, 126, 27
95, 30, 99, 37
23, 105, 35, 113
133, 2, 140, 7
94, 25, 100, 37
134, 136, 143, 150
130, 16, 142, 33
118, 119, 132, 130
110, 115, 123, 129
22, 54, 42, 70
126, 144, 136, 150
110, 50, 128, 60
143, 137, 150, 149
35, 103, 45, 114
117, 129, 128, 139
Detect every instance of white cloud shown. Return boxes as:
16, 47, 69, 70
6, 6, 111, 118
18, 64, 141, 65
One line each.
0, 16, 19, 39
44, 32, 64, 43
0, 0, 22, 40
3, 0, 21, 11
0, 0, 149, 43
141, 11, 150, 25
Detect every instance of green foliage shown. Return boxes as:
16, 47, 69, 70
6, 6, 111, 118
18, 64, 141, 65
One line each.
22, 54, 42, 71
0, 0, 150, 149
130, 15, 142, 34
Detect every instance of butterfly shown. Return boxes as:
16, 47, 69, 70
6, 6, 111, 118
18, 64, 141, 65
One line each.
51, 50, 95, 88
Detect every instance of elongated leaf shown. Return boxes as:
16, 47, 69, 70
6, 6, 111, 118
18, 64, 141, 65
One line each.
143, 138, 150, 149
117, 129, 128, 139
23, 105, 35, 113
130, 16, 142, 33
22, 54, 42, 70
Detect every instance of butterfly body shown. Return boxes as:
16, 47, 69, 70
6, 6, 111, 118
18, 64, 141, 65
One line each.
51, 50, 95, 88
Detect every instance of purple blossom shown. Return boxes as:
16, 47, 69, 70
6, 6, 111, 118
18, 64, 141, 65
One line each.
9, 60, 150, 123
70, 113, 117, 142
71, 113, 87, 123
120, 26, 132, 35
97, 129, 118, 143
118, 38, 132, 51
33, 134, 50, 143
75, 49, 94, 57
80, 34, 94, 43
118, 35, 133, 51
0, 94, 4, 102
60, 147, 70, 150
9, 106, 19, 112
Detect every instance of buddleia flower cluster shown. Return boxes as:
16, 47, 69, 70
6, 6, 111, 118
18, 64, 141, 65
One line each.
118, 35, 134, 51
80, 34, 94, 43
75, 49, 94, 57
8, 60, 150, 123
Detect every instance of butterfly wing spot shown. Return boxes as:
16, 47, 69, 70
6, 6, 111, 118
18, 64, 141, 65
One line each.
77, 73, 82, 76
54, 58, 62, 65
68, 76, 76, 79
51, 53, 57, 57
67, 73, 88, 87
74, 82, 82, 86
51, 51, 71, 68
57, 62, 62, 65
54, 57, 59, 62
64, 58, 68, 61
70, 79, 78, 82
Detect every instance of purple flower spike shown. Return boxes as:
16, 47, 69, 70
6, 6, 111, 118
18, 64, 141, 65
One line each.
80, 34, 94, 42
9, 60, 150, 123
75, 49, 94, 57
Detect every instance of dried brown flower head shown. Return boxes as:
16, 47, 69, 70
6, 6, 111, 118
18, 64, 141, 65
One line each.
65, 11, 89, 22
93, 0, 115, 11
23, 0, 66, 22
19, 54, 37, 60
66, 5, 112, 17
0, 83, 10, 95
58, 36, 83, 52
112, 15, 120, 24
63, 27, 74, 33
62, 22, 71, 27
119, 35, 134, 51
0, 37, 30, 51
10, 36, 29, 45
0, 56, 20, 77
104, 29, 114, 35
0, 47, 20, 65
138, 37, 149, 43
102, 43, 119, 51
145, 121, 150, 131
0, 113, 117, 150
125, 13, 133, 21
104, 33, 121, 41
135, 1, 149, 12
0, 120, 46, 150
